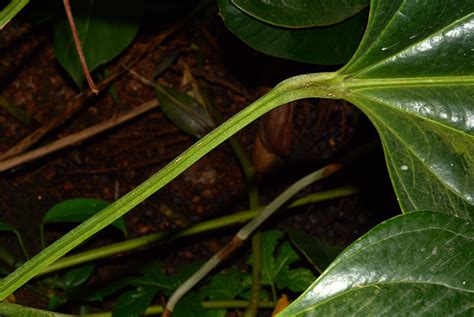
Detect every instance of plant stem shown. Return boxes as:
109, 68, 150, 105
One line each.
245, 232, 262, 317
0, 300, 275, 317
0, 0, 29, 30
163, 164, 342, 315
37, 187, 357, 276
0, 302, 74, 317
0, 72, 341, 300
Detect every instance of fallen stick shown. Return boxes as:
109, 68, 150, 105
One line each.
0, 98, 159, 173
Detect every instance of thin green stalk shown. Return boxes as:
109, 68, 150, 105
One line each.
0, 72, 342, 300
0, 0, 29, 29
210, 100, 261, 317
13, 231, 29, 260
245, 232, 262, 317
0, 300, 275, 317
0, 302, 74, 317
38, 187, 357, 276
164, 164, 342, 314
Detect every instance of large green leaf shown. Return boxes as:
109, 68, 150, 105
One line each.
218, 0, 368, 65
279, 211, 474, 316
232, 0, 368, 28
54, 0, 143, 89
336, 0, 474, 219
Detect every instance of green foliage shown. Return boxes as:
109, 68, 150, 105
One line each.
0, 0, 472, 316
335, 0, 474, 219
53, 0, 143, 89
279, 211, 474, 316
258, 230, 315, 292
63, 263, 95, 289
287, 228, 344, 274
154, 83, 216, 138
42, 198, 127, 236
232, 0, 369, 27
218, 0, 368, 65
0, 221, 17, 236
112, 286, 158, 317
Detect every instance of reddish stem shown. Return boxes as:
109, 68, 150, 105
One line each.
63, 0, 99, 94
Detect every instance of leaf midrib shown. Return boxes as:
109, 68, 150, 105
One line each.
344, 75, 474, 89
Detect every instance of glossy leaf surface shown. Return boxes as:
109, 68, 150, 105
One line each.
42, 198, 127, 236
54, 0, 143, 89
337, 0, 474, 219
232, 0, 368, 27
218, 0, 368, 65
279, 211, 474, 316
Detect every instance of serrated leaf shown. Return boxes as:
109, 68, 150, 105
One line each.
154, 83, 215, 138
278, 211, 474, 316
259, 230, 315, 292
334, 0, 474, 219
54, 0, 143, 89
287, 228, 344, 273
64, 263, 95, 289
218, 0, 368, 65
200, 270, 250, 300
112, 285, 158, 317
232, 0, 368, 28
42, 198, 127, 236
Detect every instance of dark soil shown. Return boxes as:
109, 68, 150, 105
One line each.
0, 4, 399, 315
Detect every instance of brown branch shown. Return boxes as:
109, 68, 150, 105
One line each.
0, 99, 159, 173
63, 0, 98, 94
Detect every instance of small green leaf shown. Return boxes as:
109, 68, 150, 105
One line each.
287, 228, 344, 273
42, 198, 127, 236
0, 221, 17, 235
0, 96, 32, 125
64, 263, 95, 289
258, 230, 316, 292
278, 211, 474, 316
232, 0, 369, 27
54, 0, 143, 89
154, 83, 215, 138
218, 0, 368, 65
79, 276, 152, 301
173, 292, 206, 317
47, 294, 65, 311
112, 286, 158, 317
200, 270, 250, 300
